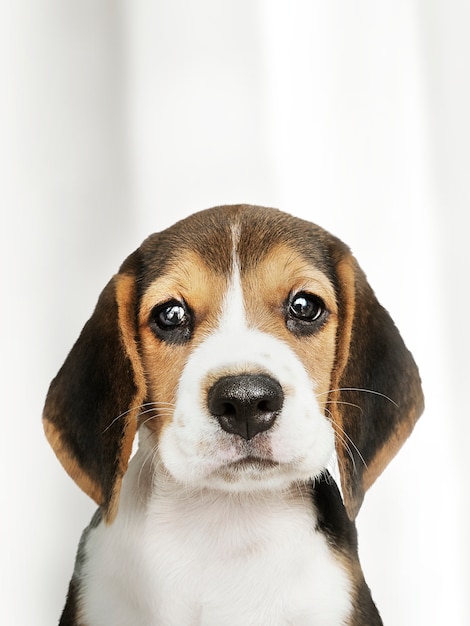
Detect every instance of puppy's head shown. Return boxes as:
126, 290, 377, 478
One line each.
43, 205, 424, 522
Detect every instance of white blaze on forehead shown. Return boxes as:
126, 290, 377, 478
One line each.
217, 222, 247, 330
219, 259, 247, 333
211, 227, 276, 371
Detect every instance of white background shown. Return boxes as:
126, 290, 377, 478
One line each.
1, 1, 469, 624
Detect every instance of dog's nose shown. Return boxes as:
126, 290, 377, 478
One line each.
208, 374, 284, 440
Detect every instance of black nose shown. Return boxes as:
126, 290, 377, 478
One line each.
207, 374, 284, 440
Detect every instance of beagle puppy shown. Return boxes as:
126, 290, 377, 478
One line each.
44, 205, 424, 626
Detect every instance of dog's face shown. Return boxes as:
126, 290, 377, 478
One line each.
43, 206, 424, 521
141, 240, 338, 493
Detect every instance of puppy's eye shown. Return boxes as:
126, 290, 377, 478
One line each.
287, 292, 327, 335
155, 302, 188, 328
150, 300, 192, 343
289, 293, 324, 321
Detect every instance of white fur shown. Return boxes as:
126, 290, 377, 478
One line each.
79, 262, 353, 625
80, 445, 352, 626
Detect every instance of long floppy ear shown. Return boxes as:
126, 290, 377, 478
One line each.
43, 252, 146, 523
329, 252, 424, 520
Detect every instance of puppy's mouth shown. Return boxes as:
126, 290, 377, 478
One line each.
226, 456, 280, 471
213, 455, 286, 486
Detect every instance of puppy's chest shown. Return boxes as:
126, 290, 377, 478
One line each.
83, 491, 352, 626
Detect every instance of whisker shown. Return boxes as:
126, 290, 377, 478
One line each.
140, 412, 173, 428
323, 408, 356, 472
333, 431, 357, 473
323, 407, 368, 472
137, 441, 160, 502
102, 402, 157, 433
292, 479, 308, 507
137, 407, 172, 418
103, 401, 176, 433
334, 430, 368, 472
317, 387, 399, 408
140, 416, 158, 428
320, 399, 364, 416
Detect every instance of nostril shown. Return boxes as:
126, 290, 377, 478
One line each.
258, 396, 282, 414
220, 402, 236, 417
207, 374, 284, 440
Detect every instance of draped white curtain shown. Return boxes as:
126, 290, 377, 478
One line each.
2, 1, 468, 624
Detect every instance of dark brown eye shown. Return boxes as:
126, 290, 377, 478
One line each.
155, 302, 188, 329
287, 292, 327, 335
150, 300, 193, 343
289, 293, 324, 321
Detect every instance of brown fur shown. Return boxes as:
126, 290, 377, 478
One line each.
242, 243, 339, 399
139, 251, 230, 437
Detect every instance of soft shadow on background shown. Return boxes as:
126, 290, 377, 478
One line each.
1, 2, 468, 624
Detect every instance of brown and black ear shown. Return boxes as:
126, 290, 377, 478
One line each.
328, 247, 424, 520
43, 251, 146, 523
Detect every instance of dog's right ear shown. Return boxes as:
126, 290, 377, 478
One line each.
328, 249, 424, 520
43, 251, 147, 523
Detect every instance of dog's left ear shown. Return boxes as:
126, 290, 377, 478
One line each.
43, 251, 146, 523
328, 246, 424, 520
